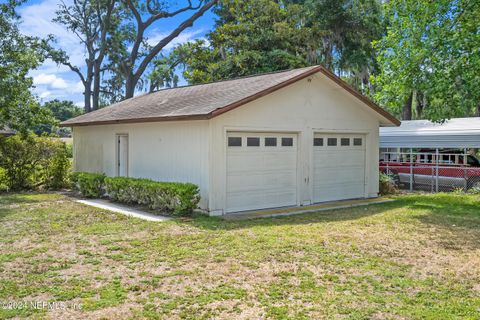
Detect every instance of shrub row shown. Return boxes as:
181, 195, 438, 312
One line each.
71, 172, 105, 198
72, 172, 200, 216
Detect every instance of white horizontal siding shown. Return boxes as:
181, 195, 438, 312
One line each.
73, 121, 210, 209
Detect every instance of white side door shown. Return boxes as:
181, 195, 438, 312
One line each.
313, 133, 366, 203
117, 134, 128, 177
226, 132, 298, 213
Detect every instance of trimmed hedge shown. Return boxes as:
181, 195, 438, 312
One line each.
71, 172, 200, 216
104, 177, 200, 216
71, 172, 106, 198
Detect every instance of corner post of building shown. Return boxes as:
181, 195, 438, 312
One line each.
409, 148, 413, 192
464, 147, 468, 191
435, 148, 439, 192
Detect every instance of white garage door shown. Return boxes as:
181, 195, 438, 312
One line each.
226, 132, 298, 213
313, 133, 366, 203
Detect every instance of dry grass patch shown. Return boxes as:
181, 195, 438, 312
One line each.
0, 192, 479, 319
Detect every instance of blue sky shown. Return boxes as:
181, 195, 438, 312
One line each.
17, 0, 216, 107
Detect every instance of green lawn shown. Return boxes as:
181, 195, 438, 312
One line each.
0, 193, 479, 319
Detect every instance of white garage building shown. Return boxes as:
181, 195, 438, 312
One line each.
62, 66, 399, 215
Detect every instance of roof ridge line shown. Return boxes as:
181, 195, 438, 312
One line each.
148, 65, 319, 94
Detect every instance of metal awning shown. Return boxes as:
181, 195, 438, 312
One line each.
380, 117, 480, 148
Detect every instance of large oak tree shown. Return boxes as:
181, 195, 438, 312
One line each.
166, 0, 383, 90
49, 0, 119, 112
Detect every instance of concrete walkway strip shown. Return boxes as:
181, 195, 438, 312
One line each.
224, 198, 395, 220
76, 199, 171, 222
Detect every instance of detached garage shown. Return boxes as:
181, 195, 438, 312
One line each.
62, 65, 399, 216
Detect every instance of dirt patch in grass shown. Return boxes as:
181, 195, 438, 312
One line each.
1, 193, 480, 319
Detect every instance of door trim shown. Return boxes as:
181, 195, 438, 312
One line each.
115, 134, 129, 177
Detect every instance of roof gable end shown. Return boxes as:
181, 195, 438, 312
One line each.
61, 66, 399, 127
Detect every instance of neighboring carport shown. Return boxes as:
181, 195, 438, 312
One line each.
379, 117, 480, 192
380, 117, 480, 149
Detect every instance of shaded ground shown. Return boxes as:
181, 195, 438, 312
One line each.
0, 192, 479, 319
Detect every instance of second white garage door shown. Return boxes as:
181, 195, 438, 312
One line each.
313, 133, 366, 203
226, 132, 298, 213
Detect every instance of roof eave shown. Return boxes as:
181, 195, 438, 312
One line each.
60, 114, 210, 127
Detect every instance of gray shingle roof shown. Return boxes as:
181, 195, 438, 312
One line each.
61, 65, 399, 126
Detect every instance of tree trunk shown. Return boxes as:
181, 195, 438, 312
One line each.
402, 91, 413, 120
84, 83, 92, 113
324, 40, 333, 70
83, 63, 94, 113
416, 91, 424, 119
477, 101, 480, 117
124, 74, 137, 99
92, 61, 101, 110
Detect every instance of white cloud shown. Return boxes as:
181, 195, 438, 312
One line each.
73, 81, 84, 93
146, 28, 206, 51
39, 91, 51, 99
74, 101, 84, 107
33, 73, 57, 86
19, 0, 86, 68
51, 78, 69, 89
32, 73, 85, 103
19, 0, 86, 103
33, 73, 68, 89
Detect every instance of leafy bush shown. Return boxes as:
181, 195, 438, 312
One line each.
467, 187, 480, 195
65, 143, 73, 158
72, 172, 106, 198
0, 133, 70, 190
43, 142, 71, 189
0, 167, 7, 192
104, 176, 200, 216
379, 173, 397, 195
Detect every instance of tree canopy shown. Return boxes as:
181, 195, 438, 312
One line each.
371, 0, 480, 120
34, 100, 83, 136
5, 0, 479, 122
168, 0, 383, 87
0, 0, 53, 132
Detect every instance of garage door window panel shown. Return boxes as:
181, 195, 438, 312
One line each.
282, 137, 294, 147
228, 137, 242, 147
327, 138, 337, 146
341, 138, 350, 146
314, 138, 323, 146
247, 137, 260, 147
265, 137, 277, 147
353, 138, 363, 146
